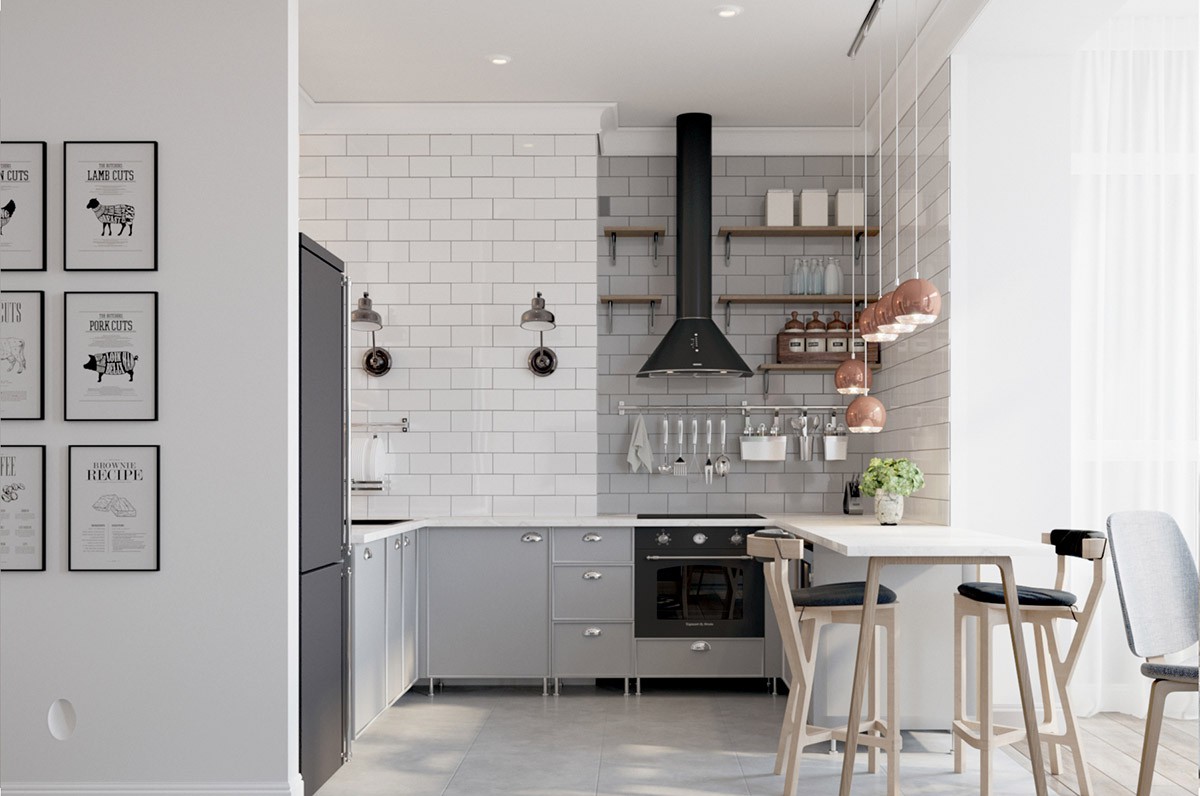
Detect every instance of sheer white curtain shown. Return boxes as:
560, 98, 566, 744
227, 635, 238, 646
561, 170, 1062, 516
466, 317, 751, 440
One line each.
1069, 15, 1198, 719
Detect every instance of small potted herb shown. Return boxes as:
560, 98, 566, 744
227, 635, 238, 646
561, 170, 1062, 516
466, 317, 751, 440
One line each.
860, 457, 925, 525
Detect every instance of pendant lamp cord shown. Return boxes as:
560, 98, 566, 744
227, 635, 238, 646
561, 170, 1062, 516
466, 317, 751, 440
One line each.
877, 50, 884, 303
850, 47, 857, 359
893, 0, 901, 289
912, 0, 920, 280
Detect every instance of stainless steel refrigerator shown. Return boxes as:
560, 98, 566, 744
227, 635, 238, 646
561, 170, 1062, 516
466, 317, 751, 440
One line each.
298, 234, 350, 795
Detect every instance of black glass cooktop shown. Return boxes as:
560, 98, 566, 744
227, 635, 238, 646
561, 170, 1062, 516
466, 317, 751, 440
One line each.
636, 513, 764, 520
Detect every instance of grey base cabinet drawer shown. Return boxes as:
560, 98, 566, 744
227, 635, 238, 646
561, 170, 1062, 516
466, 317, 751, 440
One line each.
553, 566, 632, 620
553, 623, 633, 676
553, 528, 632, 562
636, 638, 764, 677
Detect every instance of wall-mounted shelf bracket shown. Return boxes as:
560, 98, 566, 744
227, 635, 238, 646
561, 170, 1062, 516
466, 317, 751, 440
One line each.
599, 295, 663, 334
604, 227, 665, 266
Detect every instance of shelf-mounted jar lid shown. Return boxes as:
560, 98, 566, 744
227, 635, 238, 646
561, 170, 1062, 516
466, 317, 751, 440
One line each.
804, 311, 827, 332
783, 310, 804, 331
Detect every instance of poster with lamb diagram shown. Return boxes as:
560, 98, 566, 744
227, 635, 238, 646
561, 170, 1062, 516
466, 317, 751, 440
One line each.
64, 141, 157, 271
0, 141, 47, 271
0, 290, 45, 420
64, 292, 158, 421
0, 445, 46, 571
69, 445, 159, 571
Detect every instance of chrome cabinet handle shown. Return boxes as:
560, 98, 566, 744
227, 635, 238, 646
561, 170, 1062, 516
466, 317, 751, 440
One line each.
403, 535, 410, 547
582, 532, 603, 543
363, 547, 373, 560
582, 570, 603, 580
521, 532, 543, 543
690, 641, 711, 652
583, 627, 603, 637
394, 538, 402, 550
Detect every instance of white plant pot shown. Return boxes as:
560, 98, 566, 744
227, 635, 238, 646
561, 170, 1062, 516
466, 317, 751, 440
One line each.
874, 492, 904, 525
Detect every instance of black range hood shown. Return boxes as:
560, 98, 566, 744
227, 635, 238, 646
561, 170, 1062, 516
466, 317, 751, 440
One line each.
637, 113, 752, 378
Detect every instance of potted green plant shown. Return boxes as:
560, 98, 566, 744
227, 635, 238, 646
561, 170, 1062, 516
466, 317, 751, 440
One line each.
860, 457, 925, 525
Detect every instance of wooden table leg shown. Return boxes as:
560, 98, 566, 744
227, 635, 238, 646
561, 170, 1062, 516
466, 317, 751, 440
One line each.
997, 556, 1049, 796
838, 557, 883, 796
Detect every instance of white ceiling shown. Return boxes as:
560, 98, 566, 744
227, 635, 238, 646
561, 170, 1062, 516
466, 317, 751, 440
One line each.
299, 0, 942, 128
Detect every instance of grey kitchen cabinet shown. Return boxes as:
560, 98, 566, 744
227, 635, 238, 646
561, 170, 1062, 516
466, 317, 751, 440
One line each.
352, 539, 387, 735
401, 530, 419, 694
425, 528, 549, 679
385, 529, 419, 704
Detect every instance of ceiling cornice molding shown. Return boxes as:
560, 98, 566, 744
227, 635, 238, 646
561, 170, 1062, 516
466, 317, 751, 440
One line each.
600, 126, 864, 156
299, 95, 618, 135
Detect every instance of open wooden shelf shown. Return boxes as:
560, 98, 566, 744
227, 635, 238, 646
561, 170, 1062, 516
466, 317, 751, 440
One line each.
603, 226, 667, 265
757, 361, 881, 396
599, 295, 663, 333
718, 225, 879, 238
718, 294, 877, 305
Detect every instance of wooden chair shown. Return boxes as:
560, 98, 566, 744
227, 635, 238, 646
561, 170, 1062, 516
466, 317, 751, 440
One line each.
953, 528, 1107, 796
1107, 511, 1199, 796
749, 531, 901, 796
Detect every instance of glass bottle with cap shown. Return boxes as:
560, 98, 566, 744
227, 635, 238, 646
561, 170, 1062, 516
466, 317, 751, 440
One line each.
804, 311, 827, 353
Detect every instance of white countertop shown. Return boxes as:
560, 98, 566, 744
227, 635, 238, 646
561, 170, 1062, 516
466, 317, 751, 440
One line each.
350, 513, 1046, 558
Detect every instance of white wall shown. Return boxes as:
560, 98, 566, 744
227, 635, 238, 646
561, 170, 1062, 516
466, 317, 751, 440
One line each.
300, 133, 599, 518
0, 2, 299, 793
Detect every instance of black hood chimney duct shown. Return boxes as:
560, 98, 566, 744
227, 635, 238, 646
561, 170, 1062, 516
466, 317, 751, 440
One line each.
637, 113, 752, 378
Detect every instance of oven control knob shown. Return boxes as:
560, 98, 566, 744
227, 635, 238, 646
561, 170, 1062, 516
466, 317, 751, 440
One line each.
693, 533, 708, 545
730, 532, 744, 546
656, 532, 671, 546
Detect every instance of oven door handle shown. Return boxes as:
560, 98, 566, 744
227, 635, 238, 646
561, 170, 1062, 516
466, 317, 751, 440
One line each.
643, 555, 754, 561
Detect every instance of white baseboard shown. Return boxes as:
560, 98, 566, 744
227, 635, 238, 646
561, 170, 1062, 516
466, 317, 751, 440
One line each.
0, 782, 298, 796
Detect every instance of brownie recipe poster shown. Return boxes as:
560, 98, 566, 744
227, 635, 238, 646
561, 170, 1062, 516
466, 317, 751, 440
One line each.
69, 445, 159, 571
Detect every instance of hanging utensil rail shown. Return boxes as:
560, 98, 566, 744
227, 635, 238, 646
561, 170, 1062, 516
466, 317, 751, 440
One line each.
616, 400, 844, 417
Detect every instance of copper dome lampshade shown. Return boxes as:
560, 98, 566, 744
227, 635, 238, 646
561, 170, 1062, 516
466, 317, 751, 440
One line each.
876, 291, 915, 335
895, 277, 942, 325
835, 358, 873, 395
858, 302, 896, 343
846, 394, 887, 433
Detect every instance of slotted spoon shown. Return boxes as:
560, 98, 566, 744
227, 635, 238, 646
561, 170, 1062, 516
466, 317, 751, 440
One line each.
714, 418, 731, 477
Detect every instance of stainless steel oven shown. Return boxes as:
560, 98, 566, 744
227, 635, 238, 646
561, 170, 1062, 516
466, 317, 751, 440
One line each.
634, 516, 765, 638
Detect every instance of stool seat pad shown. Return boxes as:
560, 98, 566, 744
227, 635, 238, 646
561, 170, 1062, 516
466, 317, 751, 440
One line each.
791, 581, 898, 607
958, 581, 1077, 607
1141, 661, 1199, 684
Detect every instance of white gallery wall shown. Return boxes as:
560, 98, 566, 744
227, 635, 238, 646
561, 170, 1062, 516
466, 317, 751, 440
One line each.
0, 2, 300, 793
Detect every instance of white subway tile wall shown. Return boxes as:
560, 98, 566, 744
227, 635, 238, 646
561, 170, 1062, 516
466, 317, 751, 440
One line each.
300, 134, 599, 517
870, 59, 952, 524
596, 153, 881, 515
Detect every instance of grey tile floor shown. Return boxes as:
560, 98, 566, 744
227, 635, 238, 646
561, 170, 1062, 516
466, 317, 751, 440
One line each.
316, 684, 1051, 796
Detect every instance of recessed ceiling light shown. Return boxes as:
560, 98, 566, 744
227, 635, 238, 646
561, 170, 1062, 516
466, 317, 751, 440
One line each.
714, 5, 742, 18
488, 54, 512, 66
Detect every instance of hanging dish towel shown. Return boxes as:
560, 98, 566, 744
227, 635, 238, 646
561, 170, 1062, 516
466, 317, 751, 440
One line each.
626, 414, 654, 474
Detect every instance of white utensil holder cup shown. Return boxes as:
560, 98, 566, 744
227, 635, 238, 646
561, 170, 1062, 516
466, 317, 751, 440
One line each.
824, 436, 848, 461
740, 436, 788, 462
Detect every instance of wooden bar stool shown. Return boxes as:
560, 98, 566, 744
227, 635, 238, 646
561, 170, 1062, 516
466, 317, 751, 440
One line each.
953, 528, 1107, 796
749, 530, 902, 796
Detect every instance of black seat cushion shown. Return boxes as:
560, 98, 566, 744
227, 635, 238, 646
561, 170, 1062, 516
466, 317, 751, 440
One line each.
957, 581, 1077, 607
791, 581, 899, 607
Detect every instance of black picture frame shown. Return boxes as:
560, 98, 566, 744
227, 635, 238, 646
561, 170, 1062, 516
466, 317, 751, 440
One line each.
64, 291, 159, 421
0, 141, 48, 272
63, 141, 158, 271
68, 445, 160, 572
0, 444, 47, 572
0, 290, 46, 421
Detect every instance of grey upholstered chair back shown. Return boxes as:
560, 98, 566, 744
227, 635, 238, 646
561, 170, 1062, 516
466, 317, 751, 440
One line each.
1107, 511, 1199, 659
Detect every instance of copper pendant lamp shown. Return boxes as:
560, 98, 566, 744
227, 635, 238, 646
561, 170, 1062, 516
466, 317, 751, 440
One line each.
836, 66, 873, 397
894, 2, 942, 327
861, 51, 896, 345
846, 394, 887, 433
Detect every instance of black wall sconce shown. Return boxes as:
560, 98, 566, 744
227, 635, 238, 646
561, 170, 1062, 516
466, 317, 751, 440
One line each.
520, 291, 557, 377
351, 292, 392, 377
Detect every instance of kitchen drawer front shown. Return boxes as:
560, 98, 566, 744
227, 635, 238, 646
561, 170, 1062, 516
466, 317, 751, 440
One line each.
636, 638, 764, 677
552, 623, 633, 677
553, 565, 632, 620
552, 527, 632, 563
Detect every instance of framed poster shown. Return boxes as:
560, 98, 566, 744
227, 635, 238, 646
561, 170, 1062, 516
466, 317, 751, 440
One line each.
0, 445, 46, 571
64, 141, 157, 271
64, 292, 158, 421
0, 290, 45, 420
0, 141, 47, 271
69, 445, 159, 572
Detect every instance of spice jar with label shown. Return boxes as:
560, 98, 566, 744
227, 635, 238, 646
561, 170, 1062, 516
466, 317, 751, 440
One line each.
804, 311, 827, 353
827, 310, 848, 354
776, 311, 806, 363
851, 310, 868, 357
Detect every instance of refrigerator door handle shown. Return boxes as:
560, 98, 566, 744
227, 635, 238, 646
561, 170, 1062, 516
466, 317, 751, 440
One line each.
342, 273, 353, 763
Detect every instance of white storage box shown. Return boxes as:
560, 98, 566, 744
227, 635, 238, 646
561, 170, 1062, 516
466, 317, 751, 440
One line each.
800, 190, 829, 227
740, 435, 788, 462
765, 189, 795, 226
836, 190, 866, 226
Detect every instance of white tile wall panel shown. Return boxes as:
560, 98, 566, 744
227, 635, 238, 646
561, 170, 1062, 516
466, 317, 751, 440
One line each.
431, 135, 471, 156
388, 135, 431, 156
